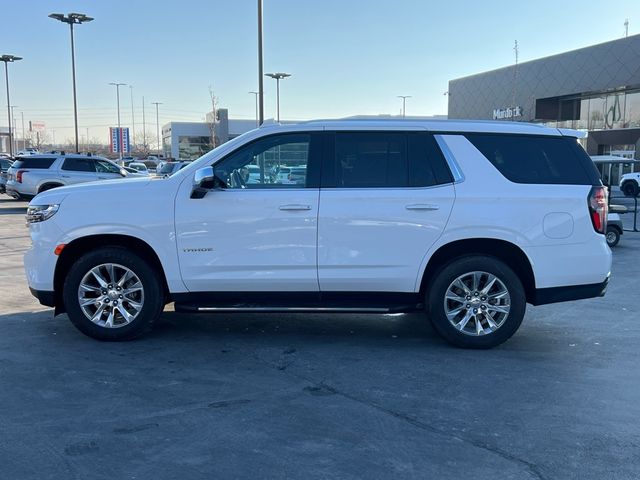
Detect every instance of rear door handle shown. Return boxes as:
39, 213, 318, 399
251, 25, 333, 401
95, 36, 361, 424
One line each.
60, 175, 70, 178
405, 204, 440, 211
279, 204, 311, 211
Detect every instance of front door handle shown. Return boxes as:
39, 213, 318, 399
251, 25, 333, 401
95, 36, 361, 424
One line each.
60, 174, 70, 178
279, 204, 311, 211
405, 204, 440, 211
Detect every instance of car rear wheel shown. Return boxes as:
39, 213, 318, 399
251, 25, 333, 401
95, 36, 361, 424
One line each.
62, 247, 164, 340
427, 256, 526, 349
606, 227, 621, 247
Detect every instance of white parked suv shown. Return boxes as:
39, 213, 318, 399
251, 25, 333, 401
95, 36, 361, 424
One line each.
24, 120, 611, 348
6, 153, 129, 199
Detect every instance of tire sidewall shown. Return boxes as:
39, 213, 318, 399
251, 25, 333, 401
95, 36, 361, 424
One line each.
606, 227, 620, 247
63, 247, 163, 340
427, 256, 526, 349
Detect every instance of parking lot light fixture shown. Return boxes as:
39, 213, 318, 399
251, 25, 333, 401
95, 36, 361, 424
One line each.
265, 73, 291, 122
49, 12, 94, 153
397, 95, 411, 117
109, 83, 127, 160
1, 54, 22, 157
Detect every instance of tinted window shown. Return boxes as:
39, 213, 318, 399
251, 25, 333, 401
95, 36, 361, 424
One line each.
0, 159, 12, 171
466, 134, 599, 185
327, 132, 452, 188
95, 159, 121, 174
12, 157, 56, 169
62, 157, 96, 172
216, 134, 312, 189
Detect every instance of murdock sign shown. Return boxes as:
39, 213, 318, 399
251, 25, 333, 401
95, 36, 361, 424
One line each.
493, 106, 523, 120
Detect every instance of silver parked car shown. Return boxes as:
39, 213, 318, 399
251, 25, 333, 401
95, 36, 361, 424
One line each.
5, 153, 130, 200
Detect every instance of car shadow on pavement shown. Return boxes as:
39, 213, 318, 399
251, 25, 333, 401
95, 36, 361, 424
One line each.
1, 307, 550, 353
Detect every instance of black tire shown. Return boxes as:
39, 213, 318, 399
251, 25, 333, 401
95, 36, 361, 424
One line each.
62, 247, 164, 341
38, 183, 63, 193
426, 255, 526, 349
606, 227, 621, 248
622, 181, 639, 198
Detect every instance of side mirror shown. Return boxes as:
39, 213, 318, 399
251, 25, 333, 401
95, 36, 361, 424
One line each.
120, 168, 128, 177
191, 166, 224, 199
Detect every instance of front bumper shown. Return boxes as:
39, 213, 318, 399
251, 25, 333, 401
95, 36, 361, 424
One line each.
531, 276, 609, 306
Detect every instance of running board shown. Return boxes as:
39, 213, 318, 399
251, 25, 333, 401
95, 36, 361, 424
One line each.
172, 292, 424, 314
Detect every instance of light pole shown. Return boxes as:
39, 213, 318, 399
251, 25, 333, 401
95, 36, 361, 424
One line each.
257, 0, 264, 125
398, 95, 411, 117
1, 54, 21, 157
109, 82, 127, 160
49, 13, 93, 154
249, 91, 259, 127
151, 102, 162, 155
142, 96, 146, 153
10, 105, 17, 153
265, 72, 291, 122
129, 85, 135, 149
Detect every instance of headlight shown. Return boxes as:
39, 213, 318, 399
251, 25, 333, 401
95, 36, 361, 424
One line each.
26, 204, 59, 224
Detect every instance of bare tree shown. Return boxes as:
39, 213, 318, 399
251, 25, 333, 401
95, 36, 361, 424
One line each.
133, 131, 157, 156
25, 130, 50, 150
208, 86, 219, 148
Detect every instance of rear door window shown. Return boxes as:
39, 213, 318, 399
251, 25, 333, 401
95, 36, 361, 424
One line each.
61, 157, 96, 172
465, 134, 600, 185
323, 132, 453, 188
11, 157, 56, 169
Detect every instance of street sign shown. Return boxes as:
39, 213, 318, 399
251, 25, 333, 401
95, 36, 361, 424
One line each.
29, 121, 46, 132
109, 127, 130, 153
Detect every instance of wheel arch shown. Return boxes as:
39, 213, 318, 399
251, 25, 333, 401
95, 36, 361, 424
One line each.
418, 238, 536, 304
37, 182, 64, 194
53, 234, 170, 313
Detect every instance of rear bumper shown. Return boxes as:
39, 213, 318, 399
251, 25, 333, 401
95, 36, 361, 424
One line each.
29, 287, 55, 307
531, 276, 609, 306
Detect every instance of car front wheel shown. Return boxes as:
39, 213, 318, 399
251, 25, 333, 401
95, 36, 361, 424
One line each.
427, 256, 526, 349
622, 181, 639, 197
63, 247, 164, 340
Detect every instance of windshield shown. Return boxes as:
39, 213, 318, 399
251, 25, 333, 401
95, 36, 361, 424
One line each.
160, 163, 178, 175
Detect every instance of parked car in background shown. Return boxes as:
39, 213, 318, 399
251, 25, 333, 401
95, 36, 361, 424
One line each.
17, 148, 39, 156
620, 171, 640, 197
122, 156, 138, 164
5, 153, 130, 199
25, 120, 611, 348
127, 162, 149, 174
157, 161, 190, 176
0, 157, 14, 194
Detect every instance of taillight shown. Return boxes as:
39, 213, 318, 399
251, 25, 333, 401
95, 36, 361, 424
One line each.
16, 170, 27, 183
588, 186, 608, 234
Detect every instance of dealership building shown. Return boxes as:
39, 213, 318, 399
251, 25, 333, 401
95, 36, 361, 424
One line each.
448, 33, 640, 183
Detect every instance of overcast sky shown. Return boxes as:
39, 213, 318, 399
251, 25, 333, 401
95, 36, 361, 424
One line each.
2, 0, 639, 143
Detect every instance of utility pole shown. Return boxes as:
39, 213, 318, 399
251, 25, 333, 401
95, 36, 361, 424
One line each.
129, 85, 135, 149
142, 95, 146, 153
49, 13, 93, 153
21, 111, 25, 149
1, 54, 22, 157
397, 95, 411, 117
257, 0, 264, 125
624, 18, 629, 37
109, 82, 127, 160
152, 102, 162, 155
249, 91, 259, 127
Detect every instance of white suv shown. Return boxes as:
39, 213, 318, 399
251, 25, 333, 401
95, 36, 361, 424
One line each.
24, 120, 611, 348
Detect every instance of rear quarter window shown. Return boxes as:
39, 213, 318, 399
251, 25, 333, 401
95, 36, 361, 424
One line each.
465, 134, 600, 185
11, 157, 57, 169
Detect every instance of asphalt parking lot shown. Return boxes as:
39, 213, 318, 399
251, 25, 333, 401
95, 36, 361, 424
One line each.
1, 196, 640, 480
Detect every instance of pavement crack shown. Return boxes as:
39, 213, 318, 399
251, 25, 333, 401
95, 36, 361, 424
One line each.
253, 353, 546, 480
